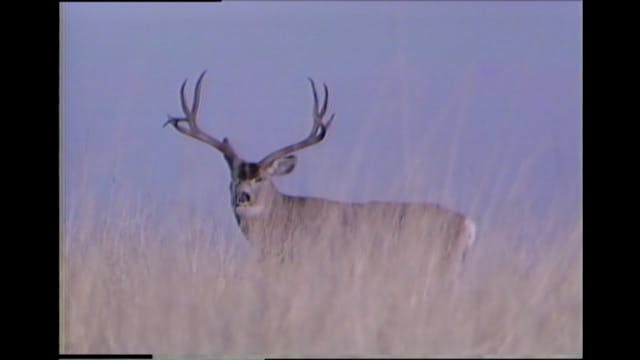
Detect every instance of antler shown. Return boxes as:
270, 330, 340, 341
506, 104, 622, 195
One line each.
164, 71, 239, 164
259, 78, 335, 167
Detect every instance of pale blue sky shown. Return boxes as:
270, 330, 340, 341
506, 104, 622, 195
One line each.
61, 2, 582, 236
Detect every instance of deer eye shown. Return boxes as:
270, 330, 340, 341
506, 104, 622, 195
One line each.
255, 176, 265, 183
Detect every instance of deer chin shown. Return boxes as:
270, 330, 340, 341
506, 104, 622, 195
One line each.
235, 203, 264, 217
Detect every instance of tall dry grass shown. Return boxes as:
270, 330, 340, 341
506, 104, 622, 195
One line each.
61, 167, 581, 357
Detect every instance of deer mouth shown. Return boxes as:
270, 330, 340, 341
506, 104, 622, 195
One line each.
234, 201, 263, 217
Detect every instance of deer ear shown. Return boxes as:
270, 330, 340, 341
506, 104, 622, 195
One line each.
266, 155, 297, 176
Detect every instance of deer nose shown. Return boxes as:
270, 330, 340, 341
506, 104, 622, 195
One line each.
237, 192, 251, 205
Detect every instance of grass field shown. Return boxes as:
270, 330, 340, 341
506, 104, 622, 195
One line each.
60, 151, 582, 357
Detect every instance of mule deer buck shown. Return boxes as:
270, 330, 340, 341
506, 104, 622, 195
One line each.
164, 71, 476, 278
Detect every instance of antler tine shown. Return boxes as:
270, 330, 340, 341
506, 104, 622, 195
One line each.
306, 78, 320, 136
320, 82, 329, 118
191, 70, 206, 118
309, 78, 319, 117
164, 71, 238, 163
259, 78, 335, 167
320, 83, 334, 129
179, 80, 188, 116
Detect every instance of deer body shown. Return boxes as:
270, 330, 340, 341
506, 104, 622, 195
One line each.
239, 195, 475, 276
165, 71, 476, 275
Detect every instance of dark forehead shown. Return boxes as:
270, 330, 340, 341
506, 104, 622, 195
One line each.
234, 162, 261, 180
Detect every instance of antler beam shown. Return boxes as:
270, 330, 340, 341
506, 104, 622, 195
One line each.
164, 71, 239, 164
259, 78, 335, 167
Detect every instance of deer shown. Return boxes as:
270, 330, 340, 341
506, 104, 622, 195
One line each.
164, 71, 476, 280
